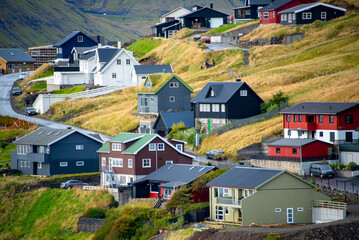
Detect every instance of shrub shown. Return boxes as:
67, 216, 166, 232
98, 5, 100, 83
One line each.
310, 176, 315, 185
83, 207, 106, 219
330, 163, 336, 170
338, 162, 344, 170
261, 90, 288, 113
347, 162, 358, 171
0, 142, 8, 150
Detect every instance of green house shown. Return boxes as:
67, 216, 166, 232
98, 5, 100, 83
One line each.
207, 167, 330, 226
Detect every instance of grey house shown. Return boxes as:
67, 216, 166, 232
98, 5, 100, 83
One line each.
153, 111, 194, 136
131, 64, 173, 86
11, 127, 104, 176
135, 74, 194, 114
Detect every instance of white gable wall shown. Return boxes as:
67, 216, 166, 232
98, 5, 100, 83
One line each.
160, 7, 192, 23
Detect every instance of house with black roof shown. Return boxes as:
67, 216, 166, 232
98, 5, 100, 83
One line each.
0, 49, 35, 74
130, 164, 215, 200
179, 6, 229, 29
207, 167, 332, 225
11, 127, 104, 176
233, 0, 272, 22
153, 111, 195, 136
53, 31, 98, 60
191, 80, 263, 132
131, 64, 173, 86
279, 2, 346, 25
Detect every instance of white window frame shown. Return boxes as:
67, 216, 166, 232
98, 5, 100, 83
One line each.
275, 208, 281, 212
112, 143, 122, 151
263, 12, 269, 19
287, 208, 294, 223
109, 158, 113, 171
77, 36, 83, 42
101, 157, 106, 167
76, 145, 84, 150
126, 59, 130, 65
221, 104, 225, 112
166, 160, 173, 164
117, 59, 121, 65
24, 161, 27, 168
60, 162, 68, 167
150, 97, 155, 102
157, 143, 165, 151
169, 96, 175, 102
112, 73, 116, 78
38, 162, 42, 169
112, 158, 123, 167
128, 159, 133, 168
297, 207, 303, 211
20, 161, 23, 167
149, 143, 156, 151
76, 161, 84, 166
212, 104, 220, 112
302, 12, 312, 20
176, 144, 183, 151
142, 158, 151, 168
200, 104, 210, 112
225, 207, 229, 215
293, 13, 296, 20
215, 206, 224, 221
321, 12, 326, 19
210, 89, 214, 97
240, 90, 247, 96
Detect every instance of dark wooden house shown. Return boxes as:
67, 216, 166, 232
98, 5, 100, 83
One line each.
234, 0, 272, 22
152, 20, 182, 38
180, 7, 229, 29
191, 80, 263, 132
153, 111, 195, 136
11, 127, 104, 176
279, 2, 346, 25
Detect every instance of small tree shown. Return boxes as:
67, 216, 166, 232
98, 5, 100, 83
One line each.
330, 163, 336, 170
310, 176, 316, 185
338, 162, 344, 170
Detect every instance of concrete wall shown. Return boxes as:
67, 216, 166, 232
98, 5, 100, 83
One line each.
210, 36, 231, 43
312, 207, 346, 223
78, 218, 105, 233
341, 151, 359, 165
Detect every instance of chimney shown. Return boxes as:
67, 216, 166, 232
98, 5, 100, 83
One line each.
117, 41, 122, 49
210, 3, 213, 9
98, 43, 102, 48
236, 78, 241, 82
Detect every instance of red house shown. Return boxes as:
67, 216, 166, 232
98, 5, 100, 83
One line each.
258, 0, 317, 24
97, 133, 194, 187
280, 102, 359, 144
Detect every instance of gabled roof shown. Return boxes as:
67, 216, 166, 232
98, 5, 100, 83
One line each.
72, 46, 98, 55
133, 65, 173, 74
0, 49, 35, 62
153, 19, 180, 28
110, 132, 145, 143
279, 2, 346, 14
97, 48, 119, 63
191, 81, 263, 104
79, 51, 96, 60
234, 0, 271, 9
135, 74, 193, 95
160, 6, 192, 18
207, 167, 283, 189
54, 31, 97, 47
163, 22, 182, 31
280, 102, 359, 115
179, 7, 229, 18
13, 127, 104, 146
259, 0, 292, 11
153, 111, 194, 130
122, 134, 157, 154
159, 11, 170, 17
268, 138, 332, 147
130, 164, 215, 185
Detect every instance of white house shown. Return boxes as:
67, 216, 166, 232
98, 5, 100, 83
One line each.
130, 65, 173, 86
159, 6, 193, 23
93, 47, 140, 87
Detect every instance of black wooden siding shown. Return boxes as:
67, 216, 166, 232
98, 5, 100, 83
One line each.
183, 8, 228, 28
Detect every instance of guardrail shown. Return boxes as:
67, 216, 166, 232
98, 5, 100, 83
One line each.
313, 200, 347, 210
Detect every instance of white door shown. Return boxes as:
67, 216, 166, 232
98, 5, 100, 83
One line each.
287, 208, 293, 223
210, 18, 223, 28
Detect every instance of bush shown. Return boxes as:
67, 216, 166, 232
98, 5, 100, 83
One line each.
338, 162, 344, 170
347, 162, 358, 171
0, 142, 8, 150
261, 90, 288, 113
310, 176, 315, 185
330, 163, 336, 170
84, 207, 106, 219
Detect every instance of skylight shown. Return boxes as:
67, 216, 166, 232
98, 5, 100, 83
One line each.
47, 131, 54, 135
38, 131, 44, 135
189, 166, 195, 170
55, 132, 61, 136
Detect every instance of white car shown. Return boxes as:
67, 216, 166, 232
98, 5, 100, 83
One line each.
19, 72, 28, 79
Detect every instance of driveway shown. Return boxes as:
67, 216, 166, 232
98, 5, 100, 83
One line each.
0, 72, 111, 141
205, 43, 239, 52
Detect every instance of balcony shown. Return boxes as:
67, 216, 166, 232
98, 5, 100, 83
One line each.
216, 197, 242, 207
26, 153, 50, 162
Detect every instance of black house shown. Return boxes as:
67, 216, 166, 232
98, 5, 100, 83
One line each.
180, 7, 229, 29
234, 0, 272, 21
151, 20, 182, 38
191, 80, 263, 132
279, 2, 346, 25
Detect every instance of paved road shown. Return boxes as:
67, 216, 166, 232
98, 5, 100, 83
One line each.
0, 72, 111, 141
205, 43, 239, 52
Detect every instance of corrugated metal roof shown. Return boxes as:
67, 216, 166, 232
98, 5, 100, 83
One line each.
268, 138, 321, 147
110, 132, 145, 143
280, 102, 359, 115
97, 142, 110, 153
13, 127, 75, 145
279, 2, 346, 14
133, 65, 173, 74
0, 49, 35, 62
122, 134, 156, 154
207, 167, 283, 189
259, 0, 292, 11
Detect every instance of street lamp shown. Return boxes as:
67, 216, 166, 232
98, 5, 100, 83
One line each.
272, 26, 275, 44
99, 105, 101, 132
24, 86, 27, 108
48, 93, 51, 116
70, 99, 73, 123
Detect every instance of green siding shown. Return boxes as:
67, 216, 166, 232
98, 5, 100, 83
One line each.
259, 172, 314, 190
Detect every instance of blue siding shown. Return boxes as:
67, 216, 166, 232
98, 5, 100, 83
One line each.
56, 33, 97, 59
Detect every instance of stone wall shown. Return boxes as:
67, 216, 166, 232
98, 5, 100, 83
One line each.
78, 217, 105, 233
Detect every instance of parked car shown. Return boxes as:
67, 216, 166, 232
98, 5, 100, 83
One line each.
60, 180, 89, 189
0, 169, 20, 176
25, 107, 37, 116
11, 87, 22, 95
310, 163, 334, 178
194, 35, 201, 41
200, 37, 211, 43
206, 149, 225, 160
19, 72, 28, 79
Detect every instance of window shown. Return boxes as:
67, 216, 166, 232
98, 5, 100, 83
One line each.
298, 130, 303, 137
142, 159, 151, 168
117, 59, 121, 65
76, 145, 84, 150
109, 158, 113, 171
150, 97, 155, 102
126, 59, 130, 65
112, 158, 123, 167
297, 207, 303, 211
210, 89, 215, 97
150, 182, 159, 192
20, 161, 23, 167
166, 160, 173, 164
31, 51, 40, 56
281, 14, 284, 21
319, 115, 323, 123
176, 144, 183, 151
158, 143, 164, 151
213, 119, 220, 124
345, 115, 353, 124
140, 97, 148, 107
212, 104, 220, 112
76, 161, 84, 166
294, 114, 297, 122
221, 104, 225, 112
284, 14, 287, 21
298, 115, 302, 122
302, 12, 312, 20
276, 148, 280, 153
286, 114, 290, 122
308, 115, 314, 123
112, 143, 121, 151
275, 208, 281, 212
329, 115, 334, 123
214, 187, 229, 197
60, 162, 68, 167
225, 207, 229, 215
293, 13, 296, 20
57, 48, 62, 54
321, 12, 326, 19
149, 143, 156, 151
199, 104, 210, 112
215, 206, 224, 221
169, 82, 179, 88
292, 148, 297, 154
112, 73, 116, 78
240, 90, 247, 96
77, 36, 83, 42
128, 159, 133, 168
245, 10, 251, 15
263, 12, 269, 19
288, 130, 291, 136
102, 157, 106, 167
319, 131, 323, 137
24, 161, 26, 168
273, 11, 275, 17
169, 96, 175, 102
38, 162, 42, 169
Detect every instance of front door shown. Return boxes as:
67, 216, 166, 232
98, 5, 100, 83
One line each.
33, 162, 37, 175
346, 132, 353, 142
330, 132, 335, 143
287, 208, 293, 223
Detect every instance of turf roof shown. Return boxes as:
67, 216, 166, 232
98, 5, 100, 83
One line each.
135, 74, 193, 94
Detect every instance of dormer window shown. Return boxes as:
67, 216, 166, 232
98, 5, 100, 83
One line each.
210, 89, 215, 97
145, 79, 152, 89
77, 36, 83, 42
112, 143, 122, 151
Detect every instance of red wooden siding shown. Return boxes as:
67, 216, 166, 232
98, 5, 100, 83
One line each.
268, 141, 332, 158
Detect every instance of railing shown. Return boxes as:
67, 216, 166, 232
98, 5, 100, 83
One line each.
54, 66, 79, 72
313, 200, 347, 210
251, 154, 339, 162
216, 197, 242, 206
335, 139, 359, 145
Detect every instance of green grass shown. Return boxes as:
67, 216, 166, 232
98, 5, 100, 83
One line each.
126, 37, 162, 58
0, 144, 15, 167
28, 81, 47, 93
52, 86, 86, 94
209, 21, 257, 34
38, 71, 54, 79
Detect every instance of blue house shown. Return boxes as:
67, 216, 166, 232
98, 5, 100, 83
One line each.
53, 31, 98, 60
153, 111, 195, 136
11, 127, 104, 176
